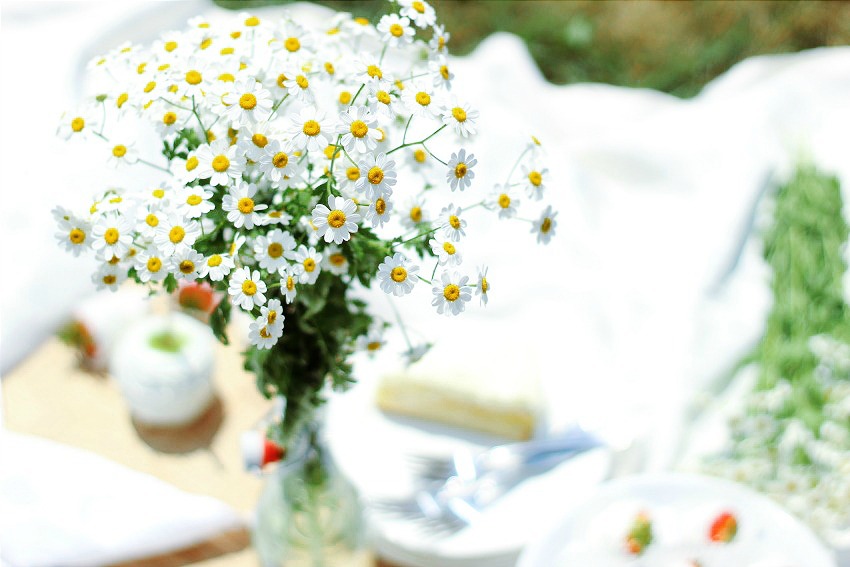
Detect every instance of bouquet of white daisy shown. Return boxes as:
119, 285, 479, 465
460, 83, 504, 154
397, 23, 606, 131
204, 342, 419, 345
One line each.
54, 0, 557, 439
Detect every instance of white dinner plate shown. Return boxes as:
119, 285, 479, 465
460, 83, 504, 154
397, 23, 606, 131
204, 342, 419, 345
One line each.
518, 472, 836, 567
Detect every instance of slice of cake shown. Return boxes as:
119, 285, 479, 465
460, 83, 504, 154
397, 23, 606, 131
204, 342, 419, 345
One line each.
375, 339, 543, 440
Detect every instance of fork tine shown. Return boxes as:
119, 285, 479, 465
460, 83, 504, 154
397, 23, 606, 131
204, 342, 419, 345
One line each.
403, 452, 455, 481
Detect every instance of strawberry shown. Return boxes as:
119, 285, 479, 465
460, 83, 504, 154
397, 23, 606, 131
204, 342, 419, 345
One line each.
709, 511, 738, 543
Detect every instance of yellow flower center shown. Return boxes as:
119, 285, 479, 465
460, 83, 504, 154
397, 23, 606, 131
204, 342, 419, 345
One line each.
252, 133, 268, 148
377, 90, 391, 105
242, 280, 257, 295
220, 47, 235, 56
303, 120, 321, 136
276, 73, 288, 88
69, 228, 86, 244
267, 310, 278, 325
285, 37, 301, 52
179, 260, 195, 274
412, 1, 425, 13
442, 241, 456, 254
498, 194, 511, 208
452, 107, 467, 122
324, 62, 335, 75
346, 167, 360, 181
368, 166, 384, 185
239, 93, 257, 110
327, 210, 346, 228
375, 198, 387, 215
244, 16, 260, 26
103, 275, 117, 285
389, 23, 404, 37
231, 31, 242, 39
163, 112, 177, 125
440, 65, 450, 80
481, 277, 489, 293
108, 255, 121, 265
350, 120, 368, 138
391, 266, 407, 282
200, 37, 212, 50
185, 156, 199, 171
112, 145, 127, 158
329, 253, 346, 266
449, 215, 461, 229
219, 72, 235, 82
286, 276, 295, 291
268, 243, 283, 258
164, 41, 178, 52
410, 206, 422, 223
238, 197, 255, 214
294, 75, 309, 90
152, 188, 165, 199
415, 91, 431, 106
71, 117, 85, 132
413, 149, 426, 163
269, 211, 283, 218
541, 218, 552, 233
185, 70, 202, 85
454, 162, 467, 178
104, 228, 119, 245
169, 226, 185, 243
324, 145, 339, 159
185, 195, 202, 206
212, 155, 230, 172
145, 213, 159, 227
147, 257, 162, 272
259, 326, 272, 339
137, 62, 147, 74
272, 152, 289, 168
438, 36, 446, 50
528, 171, 542, 186
375, 127, 386, 142
116, 93, 129, 108
339, 91, 352, 104
303, 258, 316, 272
207, 254, 222, 267
367, 64, 383, 79
354, 17, 370, 25
443, 284, 460, 302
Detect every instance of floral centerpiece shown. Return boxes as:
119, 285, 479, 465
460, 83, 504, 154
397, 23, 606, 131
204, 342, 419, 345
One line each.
53, 0, 557, 442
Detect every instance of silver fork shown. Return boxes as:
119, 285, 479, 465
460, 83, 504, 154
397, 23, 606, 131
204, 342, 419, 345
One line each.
404, 426, 604, 483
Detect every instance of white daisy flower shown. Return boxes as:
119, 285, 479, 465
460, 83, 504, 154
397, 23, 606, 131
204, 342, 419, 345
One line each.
169, 247, 205, 281
337, 106, 381, 154
228, 267, 267, 311
431, 270, 471, 316
134, 206, 163, 239
441, 98, 478, 138
196, 140, 244, 187
377, 252, 419, 296
402, 83, 439, 120
236, 122, 277, 161
338, 163, 364, 195
152, 104, 189, 137
93, 263, 127, 291
172, 59, 210, 99
142, 184, 173, 208
368, 81, 399, 120
475, 266, 490, 306
154, 214, 202, 257
279, 67, 316, 104
354, 59, 388, 85
286, 108, 331, 153
429, 56, 454, 90
532, 205, 558, 244
311, 196, 362, 244
135, 251, 168, 283
91, 213, 134, 260
53, 207, 91, 257
354, 152, 397, 200
107, 142, 138, 167
280, 266, 298, 304
222, 182, 267, 229
406, 147, 433, 175
439, 203, 466, 242
429, 234, 462, 267
429, 24, 450, 53
259, 208, 295, 227
174, 186, 215, 219
198, 252, 235, 282
365, 195, 393, 229
399, 0, 437, 28
522, 164, 548, 200
254, 228, 297, 273
376, 14, 415, 47
490, 183, 520, 219
356, 324, 386, 355
292, 245, 322, 285
271, 20, 312, 56
221, 78, 273, 126
248, 314, 280, 350
400, 196, 429, 231
323, 245, 350, 276
57, 108, 100, 141
256, 140, 297, 185
174, 150, 202, 184
446, 148, 476, 191
261, 299, 285, 332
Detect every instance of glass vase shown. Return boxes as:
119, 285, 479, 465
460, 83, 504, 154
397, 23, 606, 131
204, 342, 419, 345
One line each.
252, 417, 366, 567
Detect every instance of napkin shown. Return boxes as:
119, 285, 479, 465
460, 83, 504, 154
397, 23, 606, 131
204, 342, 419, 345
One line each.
0, 431, 245, 567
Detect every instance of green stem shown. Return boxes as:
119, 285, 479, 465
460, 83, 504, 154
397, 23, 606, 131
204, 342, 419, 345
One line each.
387, 124, 447, 155
136, 158, 173, 175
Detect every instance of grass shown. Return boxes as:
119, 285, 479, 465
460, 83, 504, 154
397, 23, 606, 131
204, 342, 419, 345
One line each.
212, 0, 850, 97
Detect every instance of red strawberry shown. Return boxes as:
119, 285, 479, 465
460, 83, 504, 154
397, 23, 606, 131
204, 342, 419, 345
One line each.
709, 511, 738, 543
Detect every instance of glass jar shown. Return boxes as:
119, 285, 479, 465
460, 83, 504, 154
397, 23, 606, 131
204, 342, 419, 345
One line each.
252, 420, 366, 567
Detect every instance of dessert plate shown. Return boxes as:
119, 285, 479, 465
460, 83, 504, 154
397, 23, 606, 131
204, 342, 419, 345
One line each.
517, 472, 836, 567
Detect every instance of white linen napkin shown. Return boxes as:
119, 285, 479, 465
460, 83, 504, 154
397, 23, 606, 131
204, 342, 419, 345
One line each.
0, 431, 245, 567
